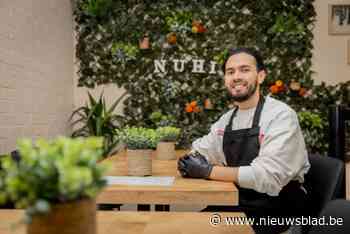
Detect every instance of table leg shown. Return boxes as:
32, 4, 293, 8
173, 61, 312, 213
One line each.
155, 205, 170, 211
137, 204, 151, 211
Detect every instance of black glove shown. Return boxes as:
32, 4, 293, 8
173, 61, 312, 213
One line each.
177, 152, 213, 179
10, 150, 21, 162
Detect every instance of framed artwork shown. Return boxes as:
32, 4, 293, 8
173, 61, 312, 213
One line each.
329, 4, 350, 35
348, 39, 350, 64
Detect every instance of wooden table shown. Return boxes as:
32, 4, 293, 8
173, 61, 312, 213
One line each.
0, 210, 253, 234
97, 150, 238, 208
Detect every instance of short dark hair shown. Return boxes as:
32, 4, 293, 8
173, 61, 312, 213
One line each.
222, 47, 266, 74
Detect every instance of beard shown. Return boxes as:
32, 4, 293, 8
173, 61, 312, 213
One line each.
228, 79, 258, 102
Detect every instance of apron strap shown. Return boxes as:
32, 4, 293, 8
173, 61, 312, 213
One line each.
226, 106, 239, 129
252, 95, 265, 128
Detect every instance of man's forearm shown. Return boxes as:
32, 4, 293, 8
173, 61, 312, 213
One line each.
208, 166, 239, 184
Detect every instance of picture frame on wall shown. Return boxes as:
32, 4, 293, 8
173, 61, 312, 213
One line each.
329, 4, 350, 35
348, 39, 350, 65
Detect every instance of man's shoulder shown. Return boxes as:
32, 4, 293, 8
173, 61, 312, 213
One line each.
263, 96, 297, 119
222, 108, 235, 118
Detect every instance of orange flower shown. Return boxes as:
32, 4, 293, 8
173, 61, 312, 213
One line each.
190, 101, 197, 107
193, 106, 201, 113
270, 85, 279, 94
275, 80, 283, 87
185, 101, 200, 113
278, 85, 285, 92
185, 104, 193, 113
192, 20, 206, 33
299, 87, 307, 97
192, 26, 199, 33
197, 24, 206, 33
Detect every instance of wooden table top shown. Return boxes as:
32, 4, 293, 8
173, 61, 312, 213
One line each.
97, 150, 238, 206
0, 210, 253, 234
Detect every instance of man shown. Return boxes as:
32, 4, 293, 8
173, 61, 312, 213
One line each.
178, 48, 310, 234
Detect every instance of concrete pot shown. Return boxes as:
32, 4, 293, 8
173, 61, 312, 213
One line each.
156, 142, 176, 160
127, 149, 153, 176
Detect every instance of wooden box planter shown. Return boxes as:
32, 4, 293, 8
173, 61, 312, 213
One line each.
127, 149, 153, 176
156, 142, 176, 160
27, 199, 96, 234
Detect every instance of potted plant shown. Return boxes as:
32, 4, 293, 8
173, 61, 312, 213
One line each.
70, 91, 127, 158
139, 33, 150, 50
0, 137, 109, 234
118, 127, 158, 176
156, 126, 181, 160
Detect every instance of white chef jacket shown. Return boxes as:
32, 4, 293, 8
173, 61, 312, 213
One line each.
192, 96, 310, 196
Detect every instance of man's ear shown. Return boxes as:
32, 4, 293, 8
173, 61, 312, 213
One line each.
257, 70, 266, 85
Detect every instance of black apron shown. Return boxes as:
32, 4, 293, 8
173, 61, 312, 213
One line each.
205, 96, 307, 234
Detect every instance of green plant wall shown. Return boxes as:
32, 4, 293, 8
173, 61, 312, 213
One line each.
73, 0, 350, 153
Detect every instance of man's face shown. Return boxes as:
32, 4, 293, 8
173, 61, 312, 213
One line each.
224, 53, 265, 102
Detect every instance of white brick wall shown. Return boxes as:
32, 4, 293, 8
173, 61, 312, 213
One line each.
0, 0, 74, 154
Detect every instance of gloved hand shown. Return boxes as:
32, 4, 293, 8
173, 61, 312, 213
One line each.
10, 150, 21, 162
177, 152, 213, 179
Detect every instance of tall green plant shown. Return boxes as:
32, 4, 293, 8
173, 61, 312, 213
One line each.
70, 91, 127, 157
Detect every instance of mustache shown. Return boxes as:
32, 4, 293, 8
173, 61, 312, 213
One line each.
230, 79, 247, 86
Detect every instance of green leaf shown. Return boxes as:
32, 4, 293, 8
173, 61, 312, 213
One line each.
87, 92, 97, 107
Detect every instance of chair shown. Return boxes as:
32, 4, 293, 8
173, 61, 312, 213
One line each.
303, 154, 344, 217
291, 154, 345, 234
308, 199, 350, 234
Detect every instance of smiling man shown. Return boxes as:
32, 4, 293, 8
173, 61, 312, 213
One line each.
178, 48, 310, 234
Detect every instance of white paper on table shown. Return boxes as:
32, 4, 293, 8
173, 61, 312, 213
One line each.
104, 176, 175, 186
